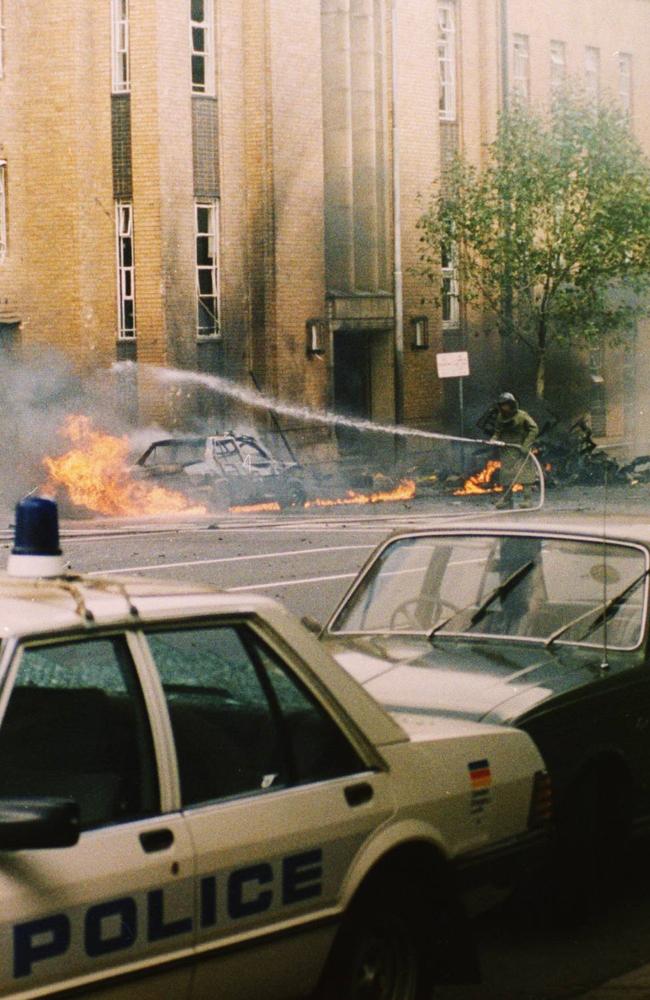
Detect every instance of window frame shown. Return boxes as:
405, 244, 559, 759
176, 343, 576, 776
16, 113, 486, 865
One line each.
618, 51, 633, 116
584, 46, 600, 107
512, 33, 530, 104
110, 0, 130, 94
441, 241, 460, 328
191, 0, 215, 96
329, 531, 649, 652
437, 0, 457, 123
549, 39, 566, 99
0, 0, 5, 80
0, 630, 162, 829
195, 199, 221, 339
115, 201, 136, 340
142, 616, 382, 795
0, 161, 6, 263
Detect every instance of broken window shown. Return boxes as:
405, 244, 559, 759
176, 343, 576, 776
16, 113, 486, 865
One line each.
111, 0, 130, 93
196, 201, 220, 338
191, 0, 214, 95
115, 202, 136, 339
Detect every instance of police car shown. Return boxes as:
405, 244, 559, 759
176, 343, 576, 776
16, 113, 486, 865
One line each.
0, 498, 550, 1000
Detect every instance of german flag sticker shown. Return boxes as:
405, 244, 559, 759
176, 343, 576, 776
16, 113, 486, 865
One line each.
468, 759, 492, 813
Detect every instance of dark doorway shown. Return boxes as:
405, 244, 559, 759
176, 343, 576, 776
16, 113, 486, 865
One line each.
333, 331, 371, 452
0, 322, 19, 355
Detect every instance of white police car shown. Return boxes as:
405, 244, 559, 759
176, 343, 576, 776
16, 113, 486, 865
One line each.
0, 498, 550, 1000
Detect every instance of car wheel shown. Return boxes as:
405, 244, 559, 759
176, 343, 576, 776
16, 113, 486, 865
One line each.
314, 880, 433, 1000
211, 482, 233, 510
280, 480, 307, 509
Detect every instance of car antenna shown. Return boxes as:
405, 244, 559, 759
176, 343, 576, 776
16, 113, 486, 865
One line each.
600, 463, 610, 672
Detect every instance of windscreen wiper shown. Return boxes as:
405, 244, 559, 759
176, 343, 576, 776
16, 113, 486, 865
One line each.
545, 568, 649, 648
428, 560, 535, 639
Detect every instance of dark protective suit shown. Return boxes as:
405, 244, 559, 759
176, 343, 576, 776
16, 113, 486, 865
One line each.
491, 407, 539, 490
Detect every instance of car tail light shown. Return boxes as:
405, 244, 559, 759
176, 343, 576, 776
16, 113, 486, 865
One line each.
528, 770, 553, 829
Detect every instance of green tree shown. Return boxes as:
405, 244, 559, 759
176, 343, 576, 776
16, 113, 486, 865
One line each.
417, 96, 650, 398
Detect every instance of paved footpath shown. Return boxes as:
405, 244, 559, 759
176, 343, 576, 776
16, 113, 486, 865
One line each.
581, 965, 650, 999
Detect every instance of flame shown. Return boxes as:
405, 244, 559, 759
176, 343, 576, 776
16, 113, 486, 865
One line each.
230, 479, 416, 514
230, 501, 282, 513
453, 459, 523, 496
306, 479, 416, 508
43, 415, 208, 517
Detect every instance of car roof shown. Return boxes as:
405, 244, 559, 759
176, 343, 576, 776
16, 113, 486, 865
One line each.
0, 572, 277, 639
383, 511, 650, 549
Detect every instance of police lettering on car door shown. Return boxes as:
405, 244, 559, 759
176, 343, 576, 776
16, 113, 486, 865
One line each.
11, 848, 323, 980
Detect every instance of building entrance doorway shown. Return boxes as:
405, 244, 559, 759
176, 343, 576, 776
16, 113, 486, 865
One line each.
333, 331, 371, 452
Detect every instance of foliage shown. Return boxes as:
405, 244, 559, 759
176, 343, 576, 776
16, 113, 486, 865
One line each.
417, 95, 650, 397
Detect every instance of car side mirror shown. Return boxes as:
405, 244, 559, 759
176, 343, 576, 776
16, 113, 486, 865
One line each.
0, 797, 80, 850
301, 615, 323, 636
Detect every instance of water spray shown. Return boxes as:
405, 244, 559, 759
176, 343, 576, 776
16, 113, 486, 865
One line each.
112, 361, 545, 511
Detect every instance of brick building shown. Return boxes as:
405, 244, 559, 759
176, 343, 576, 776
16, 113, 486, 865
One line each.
0, 1, 648, 453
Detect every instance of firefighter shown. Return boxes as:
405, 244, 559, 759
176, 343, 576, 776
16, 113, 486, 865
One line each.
490, 392, 539, 508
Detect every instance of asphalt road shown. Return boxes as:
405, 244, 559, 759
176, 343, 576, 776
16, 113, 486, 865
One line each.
10, 484, 650, 999
59, 519, 387, 623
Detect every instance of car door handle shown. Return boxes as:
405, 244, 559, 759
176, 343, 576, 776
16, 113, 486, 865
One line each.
344, 782, 374, 807
139, 828, 174, 853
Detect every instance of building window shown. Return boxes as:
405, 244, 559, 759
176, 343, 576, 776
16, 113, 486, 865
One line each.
512, 34, 530, 103
115, 202, 135, 339
589, 347, 606, 436
438, 0, 456, 122
191, 0, 214, 95
0, 0, 5, 79
584, 46, 600, 107
111, 0, 130, 93
618, 52, 632, 116
441, 243, 459, 328
196, 201, 220, 338
0, 162, 7, 262
549, 40, 566, 99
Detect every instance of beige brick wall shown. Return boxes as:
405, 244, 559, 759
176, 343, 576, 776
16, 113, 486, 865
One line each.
267, 0, 327, 411
2, 2, 115, 372
395, 0, 444, 429
0, 0, 648, 447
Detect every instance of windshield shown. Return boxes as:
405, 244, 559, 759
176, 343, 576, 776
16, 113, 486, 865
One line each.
330, 534, 648, 649
140, 441, 205, 467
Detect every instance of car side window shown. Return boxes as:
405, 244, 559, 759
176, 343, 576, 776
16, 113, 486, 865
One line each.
146, 624, 365, 809
147, 626, 287, 807
250, 636, 365, 785
0, 636, 159, 830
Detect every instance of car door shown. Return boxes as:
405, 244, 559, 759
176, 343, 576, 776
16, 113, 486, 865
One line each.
0, 632, 195, 1000
142, 621, 396, 1000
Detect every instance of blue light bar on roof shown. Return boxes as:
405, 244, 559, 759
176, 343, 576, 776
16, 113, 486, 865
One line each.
7, 497, 65, 578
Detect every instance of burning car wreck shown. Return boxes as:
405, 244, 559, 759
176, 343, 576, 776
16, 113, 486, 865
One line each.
40, 415, 419, 518
134, 432, 308, 509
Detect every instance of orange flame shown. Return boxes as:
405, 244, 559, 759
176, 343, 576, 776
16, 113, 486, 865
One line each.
306, 479, 416, 508
43, 415, 208, 517
229, 501, 282, 513
453, 459, 522, 496
230, 479, 416, 514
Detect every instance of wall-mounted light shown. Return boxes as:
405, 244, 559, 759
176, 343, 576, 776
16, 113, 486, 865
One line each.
410, 315, 429, 350
306, 318, 326, 357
